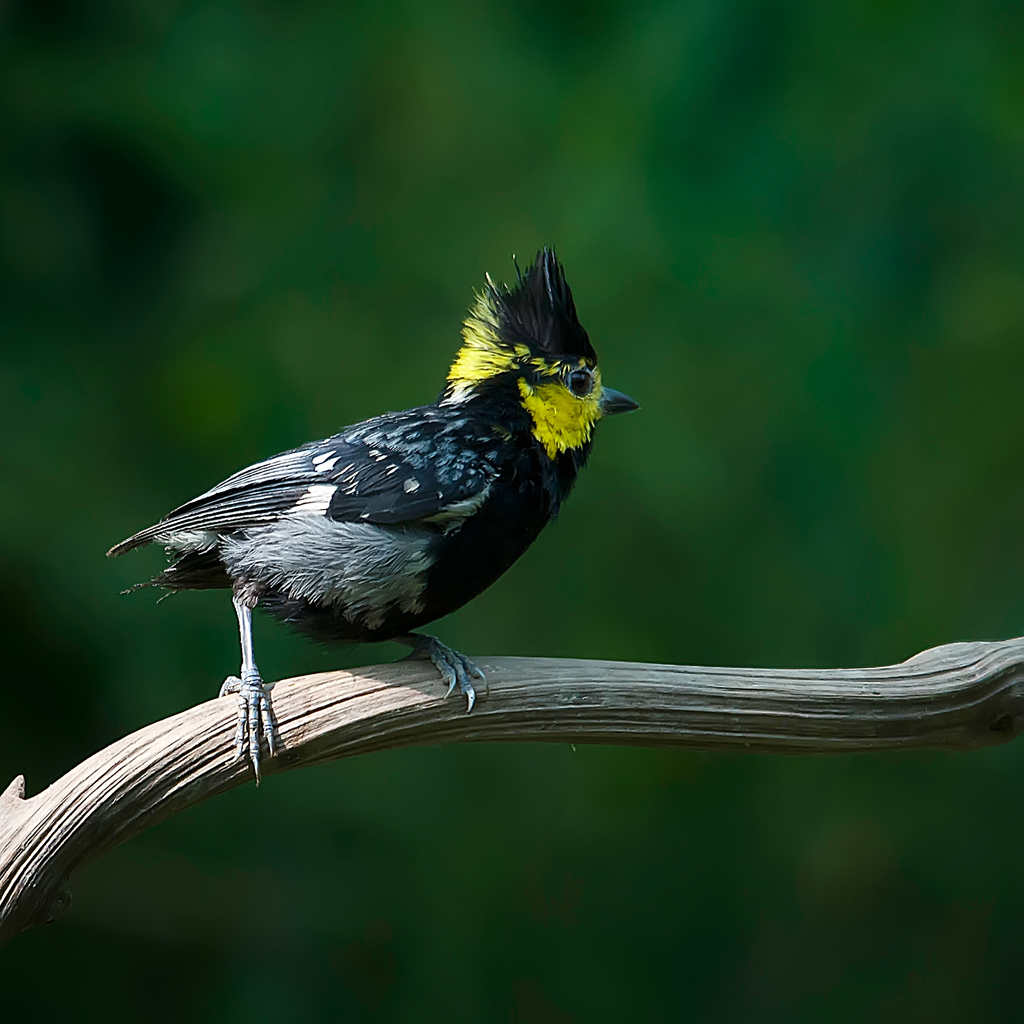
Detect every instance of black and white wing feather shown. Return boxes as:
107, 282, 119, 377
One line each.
107, 408, 500, 557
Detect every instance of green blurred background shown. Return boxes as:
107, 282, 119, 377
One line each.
2, 0, 1023, 1019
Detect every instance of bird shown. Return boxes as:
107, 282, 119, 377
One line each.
108, 248, 639, 780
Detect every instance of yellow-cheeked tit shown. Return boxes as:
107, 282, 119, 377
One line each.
109, 248, 638, 779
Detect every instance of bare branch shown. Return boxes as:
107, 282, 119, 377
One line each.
3, 639, 1024, 944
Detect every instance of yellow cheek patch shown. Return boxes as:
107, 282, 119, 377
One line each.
518, 371, 602, 458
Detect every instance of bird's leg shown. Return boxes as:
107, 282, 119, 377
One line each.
219, 594, 278, 782
396, 633, 485, 713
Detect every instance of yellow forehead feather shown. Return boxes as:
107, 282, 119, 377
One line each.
445, 292, 530, 403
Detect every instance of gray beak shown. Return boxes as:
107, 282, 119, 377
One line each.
599, 387, 640, 416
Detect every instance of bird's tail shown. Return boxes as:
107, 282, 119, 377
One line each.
118, 548, 231, 594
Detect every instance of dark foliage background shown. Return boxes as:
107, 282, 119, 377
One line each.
2, 1, 1023, 1020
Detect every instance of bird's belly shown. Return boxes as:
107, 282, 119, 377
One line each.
220, 516, 434, 632
417, 491, 550, 623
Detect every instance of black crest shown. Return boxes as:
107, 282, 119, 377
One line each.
488, 248, 597, 364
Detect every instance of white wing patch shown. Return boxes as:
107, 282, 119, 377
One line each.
423, 482, 493, 533
293, 484, 336, 515
312, 452, 341, 474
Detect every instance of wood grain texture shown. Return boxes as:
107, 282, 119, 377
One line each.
4, 638, 1024, 944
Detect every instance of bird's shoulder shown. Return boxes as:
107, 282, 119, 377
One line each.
314, 404, 512, 524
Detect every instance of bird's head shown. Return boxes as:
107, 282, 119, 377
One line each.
443, 248, 638, 458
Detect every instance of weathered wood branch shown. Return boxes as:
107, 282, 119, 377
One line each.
4, 638, 1024, 945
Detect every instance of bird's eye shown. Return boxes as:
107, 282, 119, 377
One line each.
566, 369, 593, 397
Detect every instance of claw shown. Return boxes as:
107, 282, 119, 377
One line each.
220, 671, 278, 782
261, 695, 278, 757
404, 635, 484, 713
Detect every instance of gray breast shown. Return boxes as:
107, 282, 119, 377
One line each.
220, 517, 434, 630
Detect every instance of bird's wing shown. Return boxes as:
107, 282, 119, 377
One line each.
107, 410, 500, 556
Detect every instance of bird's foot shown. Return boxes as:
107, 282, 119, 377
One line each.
405, 635, 485, 712
219, 668, 278, 783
